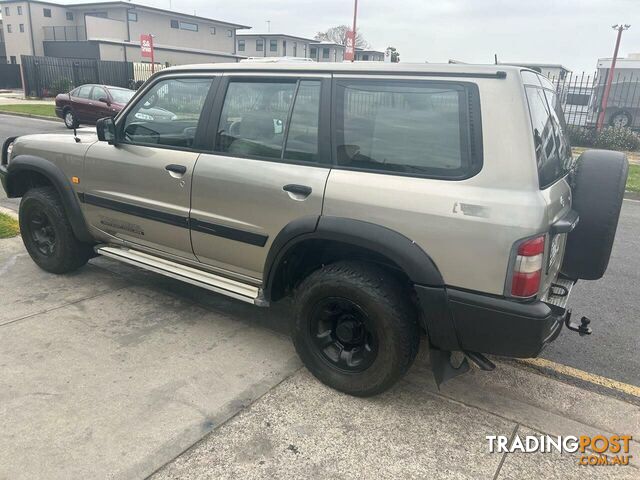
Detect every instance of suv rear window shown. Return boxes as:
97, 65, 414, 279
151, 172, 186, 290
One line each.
524, 83, 573, 188
334, 79, 481, 179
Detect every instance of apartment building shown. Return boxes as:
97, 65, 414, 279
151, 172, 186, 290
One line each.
236, 32, 314, 59
0, 0, 249, 64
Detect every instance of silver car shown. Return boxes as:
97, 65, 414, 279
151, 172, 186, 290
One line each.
1, 63, 628, 396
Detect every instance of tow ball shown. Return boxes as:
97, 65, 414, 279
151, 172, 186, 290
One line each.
564, 309, 592, 336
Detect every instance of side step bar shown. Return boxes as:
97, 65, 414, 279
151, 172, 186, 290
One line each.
96, 246, 264, 305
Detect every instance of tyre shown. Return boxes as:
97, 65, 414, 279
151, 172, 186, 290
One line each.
561, 150, 628, 280
63, 109, 78, 129
19, 187, 93, 274
609, 110, 632, 129
292, 261, 420, 397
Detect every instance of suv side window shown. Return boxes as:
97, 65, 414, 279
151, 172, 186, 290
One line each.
121, 77, 213, 149
524, 85, 572, 188
334, 79, 478, 178
216, 79, 321, 162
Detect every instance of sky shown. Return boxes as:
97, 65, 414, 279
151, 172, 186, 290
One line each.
68, 0, 640, 72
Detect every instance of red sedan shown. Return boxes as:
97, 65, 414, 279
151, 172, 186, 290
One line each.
55, 84, 135, 129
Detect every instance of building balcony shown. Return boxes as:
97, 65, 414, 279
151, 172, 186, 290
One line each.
43, 26, 87, 42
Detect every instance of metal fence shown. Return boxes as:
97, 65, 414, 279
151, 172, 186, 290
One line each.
0, 64, 22, 89
548, 70, 640, 130
20, 55, 162, 97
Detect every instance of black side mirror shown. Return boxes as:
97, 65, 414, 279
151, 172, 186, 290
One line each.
96, 117, 117, 144
98, 97, 110, 105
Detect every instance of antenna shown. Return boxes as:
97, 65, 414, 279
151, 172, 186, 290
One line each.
73, 126, 80, 143
266, 20, 271, 33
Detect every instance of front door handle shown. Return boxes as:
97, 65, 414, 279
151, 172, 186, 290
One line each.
165, 164, 187, 175
283, 184, 312, 197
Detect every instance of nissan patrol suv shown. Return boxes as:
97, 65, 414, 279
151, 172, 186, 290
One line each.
1, 63, 628, 396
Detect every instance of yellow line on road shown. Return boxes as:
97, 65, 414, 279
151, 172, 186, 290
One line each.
517, 357, 640, 398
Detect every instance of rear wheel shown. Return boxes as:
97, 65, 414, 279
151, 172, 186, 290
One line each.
609, 110, 632, 128
292, 261, 419, 397
63, 109, 78, 129
19, 187, 93, 274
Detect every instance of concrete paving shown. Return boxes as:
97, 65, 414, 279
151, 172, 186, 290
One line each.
0, 237, 300, 480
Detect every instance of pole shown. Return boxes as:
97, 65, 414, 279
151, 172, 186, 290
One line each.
150, 35, 155, 74
351, 0, 358, 62
596, 24, 630, 130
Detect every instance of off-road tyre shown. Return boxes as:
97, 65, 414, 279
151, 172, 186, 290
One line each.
292, 261, 420, 397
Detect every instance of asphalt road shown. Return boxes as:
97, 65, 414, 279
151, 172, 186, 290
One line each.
1, 113, 638, 389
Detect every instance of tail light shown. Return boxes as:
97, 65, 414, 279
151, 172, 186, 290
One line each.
510, 235, 545, 298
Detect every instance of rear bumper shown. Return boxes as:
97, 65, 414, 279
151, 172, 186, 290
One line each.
415, 286, 567, 358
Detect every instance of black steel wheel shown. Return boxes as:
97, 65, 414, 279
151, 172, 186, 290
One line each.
20, 187, 93, 274
310, 297, 378, 373
293, 261, 419, 397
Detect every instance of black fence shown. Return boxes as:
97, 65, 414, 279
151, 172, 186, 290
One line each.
20, 55, 160, 97
548, 70, 640, 130
0, 64, 22, 89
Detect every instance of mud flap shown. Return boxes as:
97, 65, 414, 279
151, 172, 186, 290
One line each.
429, 347, 470, 389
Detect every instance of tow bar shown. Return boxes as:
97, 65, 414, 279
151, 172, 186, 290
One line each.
564, 309, 592, 336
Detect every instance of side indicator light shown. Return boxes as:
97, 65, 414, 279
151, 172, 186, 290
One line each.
71, 176, 80, 184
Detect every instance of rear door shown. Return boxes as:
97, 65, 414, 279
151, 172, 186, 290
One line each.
71, 85, 94, 122
190, 73, 331, 281
88, 85, 112, 122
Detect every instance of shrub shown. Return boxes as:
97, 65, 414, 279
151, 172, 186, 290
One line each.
592, 126, 640, 152
50, 78, 74, 97
567, 126, 595, 148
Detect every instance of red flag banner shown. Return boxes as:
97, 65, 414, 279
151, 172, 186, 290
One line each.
345, 30, 355, 61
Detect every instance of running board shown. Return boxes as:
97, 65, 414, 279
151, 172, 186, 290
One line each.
95, 246, 264, 305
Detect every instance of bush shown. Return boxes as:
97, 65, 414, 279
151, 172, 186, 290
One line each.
50, 78, 74, 97
592, 126, 640, 152
567, 126, 595, 148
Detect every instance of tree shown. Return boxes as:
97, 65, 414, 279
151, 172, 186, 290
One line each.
315, 25, 370, 49
386, 46, 400, 63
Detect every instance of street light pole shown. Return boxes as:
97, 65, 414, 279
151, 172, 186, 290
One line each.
596, 24, 631, 131
351, 0, 358, 62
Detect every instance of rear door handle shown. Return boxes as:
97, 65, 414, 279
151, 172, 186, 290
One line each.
165, 164, 187, 175
283, 184, 312, 197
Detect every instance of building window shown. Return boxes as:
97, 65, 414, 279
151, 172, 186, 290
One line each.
270, 39, 277, 52
19, 24, 24, 33
238, 39, 245, 51
310, 47, 316, 58
66, 12, 74, 21
17, 6, 22, 15
171, 20, 198, 31
6, 25, 12, 34
43, 8, 52, 18
256, 39, 264, 51
128, 12, 137, 22
322, 48, 330, 59
210, 26, 216, 35
227, 29, 232, 37
10, 56, 17, 64
4, 7, 9, 16
362, 54, 369, 61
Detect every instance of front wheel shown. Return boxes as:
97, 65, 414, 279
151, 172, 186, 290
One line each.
19, 187, 93, 273
292, 261, 420, 397
63, 109, 78, 129
609, 110, 632, 128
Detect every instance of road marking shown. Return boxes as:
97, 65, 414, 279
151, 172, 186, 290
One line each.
623, 198, 640, 203
517, 357, 640, 398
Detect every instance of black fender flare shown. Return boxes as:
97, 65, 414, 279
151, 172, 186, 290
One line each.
263, 216, 444, 294
262, 216, 460, 350
5, 154, 92, 243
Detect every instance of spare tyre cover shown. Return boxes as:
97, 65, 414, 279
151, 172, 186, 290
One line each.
561, 149, 628, 280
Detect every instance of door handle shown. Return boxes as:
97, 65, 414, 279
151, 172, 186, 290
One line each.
165, 164, 187, 175
283, 184, 312, 197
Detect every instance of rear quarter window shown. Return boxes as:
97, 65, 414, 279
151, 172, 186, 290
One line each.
524, 83, 573, 188
333, 79, 482, 179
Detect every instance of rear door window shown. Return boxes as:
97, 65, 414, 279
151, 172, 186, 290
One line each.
75, 85, 93, 99
524, 85, 572, 188
333, 79, 481, 178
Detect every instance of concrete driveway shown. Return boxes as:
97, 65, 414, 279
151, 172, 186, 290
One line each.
1, 231, 639, 479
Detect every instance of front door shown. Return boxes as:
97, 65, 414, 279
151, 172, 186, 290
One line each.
190, 75, 331, 281
81, 76, 215, 260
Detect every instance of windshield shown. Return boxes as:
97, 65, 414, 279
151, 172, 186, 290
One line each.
108, 88, 135, 104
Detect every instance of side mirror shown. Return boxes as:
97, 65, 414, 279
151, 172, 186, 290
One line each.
96, 117, 117, 144
98, 97, 110, 105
